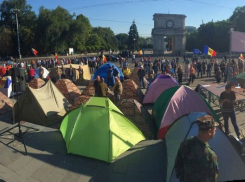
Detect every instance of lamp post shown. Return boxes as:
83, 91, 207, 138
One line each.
13, 9, 21, 59
133, 38, 135, 54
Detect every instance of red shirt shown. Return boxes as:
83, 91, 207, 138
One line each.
29, 68, 35, 76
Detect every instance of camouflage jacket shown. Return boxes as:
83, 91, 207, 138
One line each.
174, 136, 219, 182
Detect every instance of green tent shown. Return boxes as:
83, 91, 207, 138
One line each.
60, 97, 145, 162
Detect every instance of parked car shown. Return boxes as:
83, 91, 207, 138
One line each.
107, 55, 118, 62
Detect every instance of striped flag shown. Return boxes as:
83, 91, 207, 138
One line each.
239, 53, 244, 60
138, 50, 143, 56
32, 48, 38, 56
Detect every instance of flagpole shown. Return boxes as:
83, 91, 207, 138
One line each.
229, 28, 234, 63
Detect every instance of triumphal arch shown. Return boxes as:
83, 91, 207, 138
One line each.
152, 14, 187, 56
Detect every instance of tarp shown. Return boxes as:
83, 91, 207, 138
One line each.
153, 86, 218, 139
165, 112, 245, 182
60, 97, 145, 162
14, 80, 69, 126
91, 63, 124, 86
143, 75, 178, 104
62, 64, 91, 81
121, 79, 144, 103
55, 79, 81, 104
119, 99, 157, 139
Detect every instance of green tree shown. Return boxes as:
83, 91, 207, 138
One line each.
230, 6, 245, 32
0, 0, 36, 56
85, 33, 102, 52
36, 6, 72, 54
0, 26, 13, 56
92, 27, 118, 51
66, 14, 92, 53
128, 20, 139, 51
115, 33, 128, 50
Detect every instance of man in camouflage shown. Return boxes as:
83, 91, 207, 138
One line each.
174, 115, 219, 182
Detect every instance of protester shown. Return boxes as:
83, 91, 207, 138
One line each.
219, 84, 241, 139
137, 66, 146, 88
113, 77, 123, 104
56, 66, 62, 81
188, 64, 195, 85
215, 67, 222, 83
100, 77, 108, 97
77, 65, 83, 84
94, 76, 102, 97
174, 115, 219, 182
107, 66, 114, 87
112, 65, 119, 78
61, 65, 66, 79
177, 65, 183, 85
68, 65, 74, 82
28, 65, 35, 82
122, 66, 131, 79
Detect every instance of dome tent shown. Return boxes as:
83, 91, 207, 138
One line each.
153, 85, 218, 139
143, 74, 178, 104
60, 97, 145, 162
91, 63, 124, 86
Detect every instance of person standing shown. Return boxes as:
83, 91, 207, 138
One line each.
77, 65, 83, 84
174, 115, 219, 182
94, 76, 102, 97
137, 66, 146, 88
219, 84, 241, 139
177, 65, 183, 85
188, 65, 195, 85
113, 77, 123, 104
68, 65, 74, 82
100, 77, 108, 97
107, 66, 114, 87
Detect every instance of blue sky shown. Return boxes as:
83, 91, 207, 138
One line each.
26, 0, 245, 37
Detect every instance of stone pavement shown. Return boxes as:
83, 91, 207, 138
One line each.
0, 60, 245, 182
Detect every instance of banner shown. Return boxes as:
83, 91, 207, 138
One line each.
231, 31, 245, 52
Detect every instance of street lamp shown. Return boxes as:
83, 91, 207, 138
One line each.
133, 38, 136, 53
12, 9, 21, 59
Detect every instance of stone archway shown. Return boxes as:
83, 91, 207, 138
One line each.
152, 14, 187, 56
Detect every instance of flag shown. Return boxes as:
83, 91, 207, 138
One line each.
231, 31, 245, 52
103, 55, 107, 62
31, 48, 38, 56
193, 48, 202, 55
239, 53, 244, 60
55, 53, 58, 59
138, 50, 143, 55
203, 45, 216, 57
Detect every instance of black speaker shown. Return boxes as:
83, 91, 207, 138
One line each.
13, 67, 26, 92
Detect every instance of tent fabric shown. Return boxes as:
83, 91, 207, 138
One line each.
60, 97, 145, 163
143, 74, 178, 104
62, 64, 91, 81
118, 99, 157, 139
129, 67, 141, 87
28, 78, 45, 89
121, 79, 144, 103
55, 79, 81, 104
153, 86, 219, 139
14, 80, 69, 126
165, 112, 245, 182
92, 63, 124, 86
0, 92, 13, 114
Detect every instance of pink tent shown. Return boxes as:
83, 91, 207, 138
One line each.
143, 75, 178, 104
153, 86, 218, 139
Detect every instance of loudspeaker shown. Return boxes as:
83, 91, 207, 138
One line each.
13, 68, 26, 92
